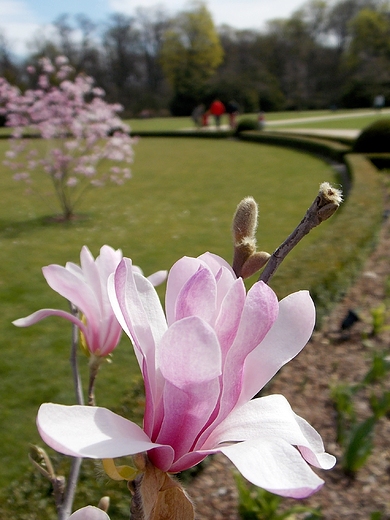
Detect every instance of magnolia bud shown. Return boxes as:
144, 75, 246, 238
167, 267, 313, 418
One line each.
232, 196, 258, 247
232, 197, 269, 278
241, 251, 271, 279
98, 496, 110, 512
317, 182, 343, 223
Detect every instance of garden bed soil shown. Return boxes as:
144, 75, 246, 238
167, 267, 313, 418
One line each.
185, 178, 390, 519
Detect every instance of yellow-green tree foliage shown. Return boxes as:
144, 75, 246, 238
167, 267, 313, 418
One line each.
347, 8, 390, 66
160, 1, 223, 96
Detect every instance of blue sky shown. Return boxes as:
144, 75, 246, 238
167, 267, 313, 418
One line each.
0, 0, 306, 56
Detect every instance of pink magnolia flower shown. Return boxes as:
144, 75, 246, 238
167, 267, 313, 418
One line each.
13, 245, 167, 358
37, 252, 335, 498
69, 506, 110, 520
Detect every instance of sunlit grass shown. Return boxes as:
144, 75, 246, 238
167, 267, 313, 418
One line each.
271, 114, 389, 130
125, 108, 390, 132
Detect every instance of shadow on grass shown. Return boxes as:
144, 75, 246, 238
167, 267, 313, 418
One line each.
0, 214, 91, 238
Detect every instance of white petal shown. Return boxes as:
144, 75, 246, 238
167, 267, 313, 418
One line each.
205, 395, 335, 470
69, 506, 110, 520
37, 403, 162, 458
238, 290, 315, 405
220, 438, 325, 498
147, 270, 168, 286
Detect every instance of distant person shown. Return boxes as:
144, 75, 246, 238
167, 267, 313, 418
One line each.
374, 94, 385, 111
191, 104, 205, 128
202, 110, 210, 127
226, 99, 240, 129
209, 99, 226, 129
258, 111, 265, 130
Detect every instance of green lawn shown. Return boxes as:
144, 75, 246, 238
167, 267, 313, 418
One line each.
0, 136, 336, 488
125, 108, 390, 132
271, 114, 389, 130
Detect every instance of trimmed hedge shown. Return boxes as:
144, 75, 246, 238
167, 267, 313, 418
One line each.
234, 117, 259, 135
238, 129, 351, 162
129, 129, 233, 139
271, 154, 383, 325
366, 153, 390, 170
353, 118, 390, 153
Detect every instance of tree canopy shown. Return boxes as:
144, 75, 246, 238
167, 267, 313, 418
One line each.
1, 0, 390, 116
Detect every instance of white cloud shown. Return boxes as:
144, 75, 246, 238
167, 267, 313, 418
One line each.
0, 0, 305, 56
107, 0, 303, 29
0, 0, 46, 55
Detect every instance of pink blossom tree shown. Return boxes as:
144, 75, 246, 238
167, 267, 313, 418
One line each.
1, 56, 136, 221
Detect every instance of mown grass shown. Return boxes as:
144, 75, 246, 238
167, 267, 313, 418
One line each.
0, 136, 337, 489
125, 108, 390, 132
272, 114, 389, 130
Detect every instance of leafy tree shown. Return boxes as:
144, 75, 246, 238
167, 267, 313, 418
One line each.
160, 1, 224, 114
134, 6, 172, 112
101, 13, 141, 114
343, 7, 390, 106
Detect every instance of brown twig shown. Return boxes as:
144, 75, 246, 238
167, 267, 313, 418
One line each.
260, 182, 342, 284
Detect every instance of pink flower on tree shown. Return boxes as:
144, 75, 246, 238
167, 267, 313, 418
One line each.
13, 245, 167, 358
37, 252, 335, 498
1, 56, 136, 220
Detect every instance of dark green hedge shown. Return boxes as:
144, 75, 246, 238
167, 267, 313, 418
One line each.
366, 153, 390, 170
238, 129, 351, 162
353, 118, 390, 153
129, 130, 233, 139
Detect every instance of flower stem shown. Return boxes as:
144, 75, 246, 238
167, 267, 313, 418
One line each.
70, 303, 84, 406
56, 304, 85, 520
88, 356, 102, 406
260, 182, 342, 284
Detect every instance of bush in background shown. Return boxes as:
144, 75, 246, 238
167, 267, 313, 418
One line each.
354, 118, 390, 153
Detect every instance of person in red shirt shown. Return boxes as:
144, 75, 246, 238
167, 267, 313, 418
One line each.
209, 99, 226, 129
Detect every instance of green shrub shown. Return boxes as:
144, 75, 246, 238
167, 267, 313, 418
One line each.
239, 130, 350, 162
234, 117, 259, 135
353, 118, 390, 153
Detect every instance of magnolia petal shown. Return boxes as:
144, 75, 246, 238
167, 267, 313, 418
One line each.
147, 270, 168, 287
155, 377, 221, 461
214, 265, 238, 309
238, 290, 315, 405
153, 317, 222, 458
294, 414, 336, 470
110, 259, 167, 358
69, 506, 110, 520
80, 246, 103, 307
37, 403, 167, 459
109, 258, 167, 428
199, 253, 237, 308
95, 245, 123, 284
214, 277, 246, 358
198, 252, 236, 277
220, 438, 325, 498
42, 264, 100, 317
13, 308, 87, 338
215, 281, 278, 419
205, 394, 335, 470
165, 256, 204, 326
65, 261, 84, 279
125, 265, 167, 287
174, 266, 217, 323
167, 451, 210, 474
157, 316, 222, 386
